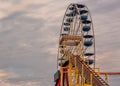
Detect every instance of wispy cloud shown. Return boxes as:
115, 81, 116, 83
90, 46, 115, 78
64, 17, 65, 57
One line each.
0, 0, 120, 85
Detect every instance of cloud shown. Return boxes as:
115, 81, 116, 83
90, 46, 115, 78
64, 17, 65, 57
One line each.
0, 69, 54, 86
96, 50, 120, 71
0, 0, 21, 3
0, 70, 7, 78
0, 7, 56, 85
0, 0, 120, 86
0, 80, 38, 86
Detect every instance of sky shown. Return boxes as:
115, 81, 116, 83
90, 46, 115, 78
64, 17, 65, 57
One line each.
0, 0, 120, 86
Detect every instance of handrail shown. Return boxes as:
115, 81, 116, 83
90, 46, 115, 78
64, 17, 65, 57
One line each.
72, 56, 109, 86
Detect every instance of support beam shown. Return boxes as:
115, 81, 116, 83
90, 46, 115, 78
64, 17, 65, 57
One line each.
100, 72, 120, 75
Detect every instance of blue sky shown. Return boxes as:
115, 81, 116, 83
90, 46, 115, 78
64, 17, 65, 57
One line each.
0, 0, 120, 86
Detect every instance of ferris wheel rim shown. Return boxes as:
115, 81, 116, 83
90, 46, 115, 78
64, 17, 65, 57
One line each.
57, 3, 96, 69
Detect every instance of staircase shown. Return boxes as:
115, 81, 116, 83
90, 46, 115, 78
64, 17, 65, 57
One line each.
75, 56, 109, 86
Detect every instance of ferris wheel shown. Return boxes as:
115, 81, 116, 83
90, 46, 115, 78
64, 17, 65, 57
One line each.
54, 3, 109, 86
58, 3, 95, 69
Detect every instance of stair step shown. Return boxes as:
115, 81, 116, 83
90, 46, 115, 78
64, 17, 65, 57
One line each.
75, 57, 109, 86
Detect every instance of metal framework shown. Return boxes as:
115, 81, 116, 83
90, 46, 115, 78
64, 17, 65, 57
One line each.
54, 3, 109, 86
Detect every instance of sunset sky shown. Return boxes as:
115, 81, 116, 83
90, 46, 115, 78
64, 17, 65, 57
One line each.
0, 0, 120, 86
